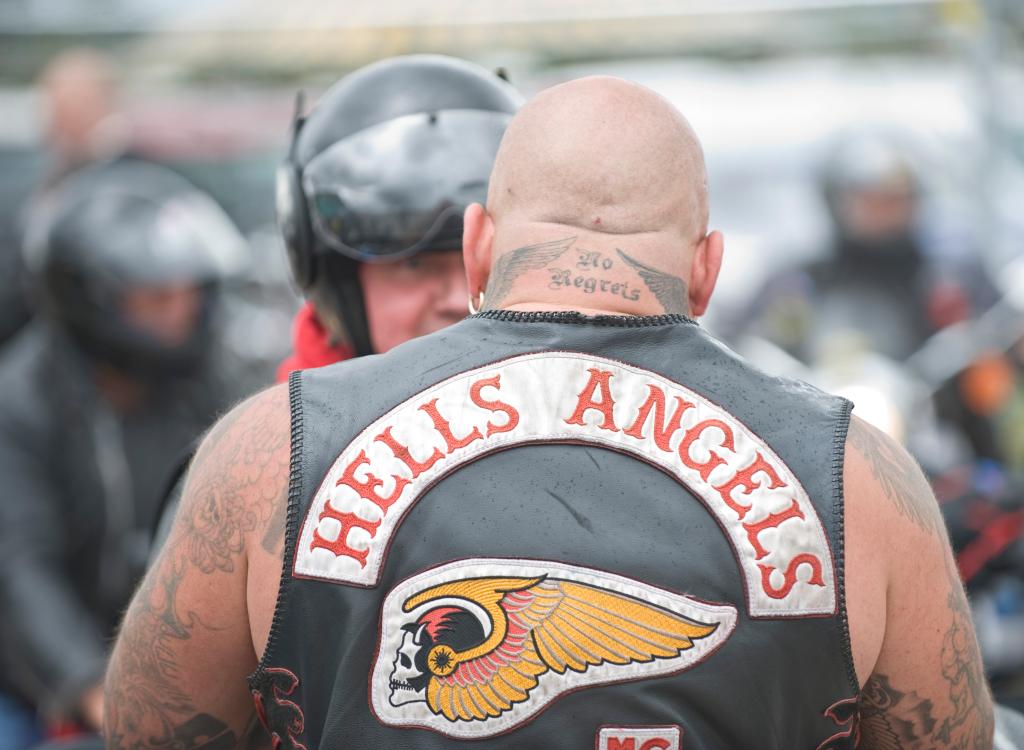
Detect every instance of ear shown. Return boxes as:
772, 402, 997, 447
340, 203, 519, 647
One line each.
688, 230, 724, 318
462, 202, 494, 300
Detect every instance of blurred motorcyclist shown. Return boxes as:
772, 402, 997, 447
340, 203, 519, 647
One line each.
748, 131, 996, 364
274, 54, 521, 378
0, 160, 246, 740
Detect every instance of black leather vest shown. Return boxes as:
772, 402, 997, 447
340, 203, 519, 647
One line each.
250, 312, 858, 749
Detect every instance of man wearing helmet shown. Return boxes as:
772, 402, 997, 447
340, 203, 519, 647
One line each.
0, 160, 245, 739
275, 55, 521, 376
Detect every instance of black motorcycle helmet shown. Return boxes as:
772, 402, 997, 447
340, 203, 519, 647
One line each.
277, 54, 521, 356
24, 159, 245, 377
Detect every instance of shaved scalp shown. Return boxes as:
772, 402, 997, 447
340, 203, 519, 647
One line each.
477, 76, 715, 316
488, 76, 708, 240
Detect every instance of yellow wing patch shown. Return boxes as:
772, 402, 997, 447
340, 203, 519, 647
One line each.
413, 577, 718, 722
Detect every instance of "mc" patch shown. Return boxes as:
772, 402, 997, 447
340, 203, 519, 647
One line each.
597, 725, 682, 750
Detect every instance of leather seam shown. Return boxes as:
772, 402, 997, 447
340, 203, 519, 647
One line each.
832, 397, 858, 694
249, 371, 305, 687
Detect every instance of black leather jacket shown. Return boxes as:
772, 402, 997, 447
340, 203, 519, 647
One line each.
0, 321, 240, 717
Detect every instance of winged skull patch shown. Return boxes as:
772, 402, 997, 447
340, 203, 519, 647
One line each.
371, 558, 737, 739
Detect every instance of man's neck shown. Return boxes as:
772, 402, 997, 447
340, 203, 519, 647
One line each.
482, 232, 692, 317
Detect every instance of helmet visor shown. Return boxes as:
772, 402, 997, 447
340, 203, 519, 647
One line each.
302, 109, 511, 262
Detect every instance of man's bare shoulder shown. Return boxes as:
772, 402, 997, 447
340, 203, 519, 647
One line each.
844, 415, 946, 538
841, 415, 946, 688
183, 382, 292, 561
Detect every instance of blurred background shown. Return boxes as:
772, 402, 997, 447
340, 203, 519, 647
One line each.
1, 0, 1023, 743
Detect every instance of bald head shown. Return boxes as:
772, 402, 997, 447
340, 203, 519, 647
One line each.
463, 76, 723, 318
488, 76, 708, 242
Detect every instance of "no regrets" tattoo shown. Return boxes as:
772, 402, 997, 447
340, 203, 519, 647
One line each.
548, 269, 641, 299
547, 249, 641, 301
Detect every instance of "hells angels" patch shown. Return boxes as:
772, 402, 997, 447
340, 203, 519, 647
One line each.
294, 352, 836, 617
370, 559, 737, 739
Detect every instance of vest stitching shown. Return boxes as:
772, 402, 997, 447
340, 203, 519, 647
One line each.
832, 397, 859, 694
249, 371, 305, 686
470, 310, 697, 327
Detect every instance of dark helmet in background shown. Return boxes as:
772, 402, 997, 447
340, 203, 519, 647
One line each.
24, 160, 245, 377
277, 54, 521, 355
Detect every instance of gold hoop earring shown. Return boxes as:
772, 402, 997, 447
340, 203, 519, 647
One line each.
467, 290, 485, 315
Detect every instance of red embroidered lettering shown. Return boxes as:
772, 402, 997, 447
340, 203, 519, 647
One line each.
469, 375, 520, 437
641, 741, 672, 750
310, 504, 380, 567
759, 554, 826, 599
420, 399, 483, 452
714, 452, 786, 520
565, 368, 619, 432
678, 419, 735, 481
622, 384, 694, 451
599, 727, 681, 750
374, 426, 443, 479
742, 499, 804, 560
337, 450, 409, 514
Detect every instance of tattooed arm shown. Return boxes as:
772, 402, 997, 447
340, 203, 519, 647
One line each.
104, 385, 290, 749
845, 417, 993, 749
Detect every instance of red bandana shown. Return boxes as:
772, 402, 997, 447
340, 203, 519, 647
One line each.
276, 302, 354, 382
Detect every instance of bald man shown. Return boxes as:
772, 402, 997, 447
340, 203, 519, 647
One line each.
105, 77, 994, 749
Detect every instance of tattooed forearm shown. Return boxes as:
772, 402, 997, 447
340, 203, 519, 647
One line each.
105, 387, 289, 749
483, 236, 575, 308
616, 249, 688, 314
858, 673, 937, 746
109, 709, 269, 749
933, 559, 993, 748
105, 557, 271, 748
104, 560, 197, 746
847, 418, 944, 536
857, 558, 992, 749
859, 657, 991, 750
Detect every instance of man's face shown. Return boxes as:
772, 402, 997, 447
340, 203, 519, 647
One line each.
359, 251, 467, 353
836, 182, 916, 245
120, 284, 203, 348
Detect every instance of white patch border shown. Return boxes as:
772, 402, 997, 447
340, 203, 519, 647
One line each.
294, 351, 838, 618
370, 558, 736, 740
